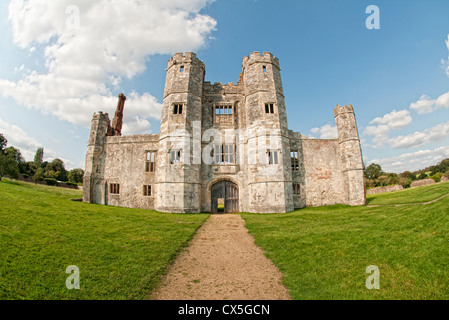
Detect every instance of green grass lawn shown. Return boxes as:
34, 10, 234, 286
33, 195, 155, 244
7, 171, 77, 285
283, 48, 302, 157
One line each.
366, 181, 449, 205
0, 179, 209, 299
241, 182, 449, 299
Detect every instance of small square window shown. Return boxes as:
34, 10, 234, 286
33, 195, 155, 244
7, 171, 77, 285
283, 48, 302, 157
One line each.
110, 183, 120, 194
170, 150, 182, 164
173, 104, 183, 115
265, 103, 275, 114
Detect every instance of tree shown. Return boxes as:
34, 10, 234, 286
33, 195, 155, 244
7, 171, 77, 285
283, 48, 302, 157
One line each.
68, 168, 84, 184
0, 133, 7, 154
46, 159, 68, 181
364, 163, 383, 180
0, 135, 20, 181
0, 152, 20, 180
34, 148, 44, 167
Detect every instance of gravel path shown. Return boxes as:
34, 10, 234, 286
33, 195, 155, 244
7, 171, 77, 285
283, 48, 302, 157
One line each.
152, 214, 291, 300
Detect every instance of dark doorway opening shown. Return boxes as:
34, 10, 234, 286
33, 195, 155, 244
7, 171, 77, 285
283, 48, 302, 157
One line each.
211, 180, 239, 213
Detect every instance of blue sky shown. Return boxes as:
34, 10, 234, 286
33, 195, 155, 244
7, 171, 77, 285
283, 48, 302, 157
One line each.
0, 0, 449, 172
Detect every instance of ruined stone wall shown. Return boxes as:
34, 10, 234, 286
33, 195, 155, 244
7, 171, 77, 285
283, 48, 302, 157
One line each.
300, 138, 347, 207
366, 185, 403, 195
102, 134, 160, 209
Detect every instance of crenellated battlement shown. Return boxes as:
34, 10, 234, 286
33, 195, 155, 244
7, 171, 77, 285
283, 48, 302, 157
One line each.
167, 52, 205, 70
242, 51, 280, 70
92, 111, 110, 121
333, 104, 354, 117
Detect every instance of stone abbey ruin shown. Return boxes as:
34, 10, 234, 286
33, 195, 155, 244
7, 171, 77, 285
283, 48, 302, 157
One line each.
83, 52, 365, 213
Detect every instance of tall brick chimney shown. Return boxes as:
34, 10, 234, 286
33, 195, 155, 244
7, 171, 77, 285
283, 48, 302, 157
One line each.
111, 93, 126, 136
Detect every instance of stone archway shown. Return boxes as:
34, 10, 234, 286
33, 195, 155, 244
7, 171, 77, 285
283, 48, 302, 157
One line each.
211, 180, 239, 213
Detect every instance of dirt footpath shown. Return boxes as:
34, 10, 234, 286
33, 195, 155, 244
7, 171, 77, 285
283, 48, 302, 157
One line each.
152, 214, 291, 300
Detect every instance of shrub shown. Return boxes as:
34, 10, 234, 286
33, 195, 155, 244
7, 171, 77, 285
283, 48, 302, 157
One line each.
45, 178, 59, 186
22, 174, 30, 179
431, 173, 442, 183
398, 177, 411, 188
65, 182, 78, 188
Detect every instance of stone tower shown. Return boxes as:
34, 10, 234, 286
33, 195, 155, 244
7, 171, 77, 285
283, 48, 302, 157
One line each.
83, 111, 111, 204
155, 52, 205, 213
334, 104, 366, 206
241, 52, 294, 213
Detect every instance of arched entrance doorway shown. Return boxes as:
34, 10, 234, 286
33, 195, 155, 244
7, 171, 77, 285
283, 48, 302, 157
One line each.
211, 180, 239, 213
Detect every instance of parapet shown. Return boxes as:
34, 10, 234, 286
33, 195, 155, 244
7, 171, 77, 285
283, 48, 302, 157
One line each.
167, 52, 205, 70
333, 104, 354, 117
242, 51, 280, 70
92, 111, 110, 121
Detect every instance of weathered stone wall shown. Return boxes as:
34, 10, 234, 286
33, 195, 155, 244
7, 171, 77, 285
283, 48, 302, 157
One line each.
411, 179, 436, 188
300, 138, 347, 207
102, 134, 159, 209
366, 185, 403, 195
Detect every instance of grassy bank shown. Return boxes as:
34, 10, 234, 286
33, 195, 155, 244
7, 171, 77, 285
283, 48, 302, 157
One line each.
241, 182, 449, 299
366, 182, 449, 205
0, 179, 209, 299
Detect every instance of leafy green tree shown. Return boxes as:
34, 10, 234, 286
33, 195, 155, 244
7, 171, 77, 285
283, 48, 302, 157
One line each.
0, 133, 7, 154
68, 168, 84, 184
0, 137, 20, 181
34, 147, 44, 167
364, 163, 383, 180
46, 159, 68, 181
0, 152, 19, 180
33, 167, 45, 183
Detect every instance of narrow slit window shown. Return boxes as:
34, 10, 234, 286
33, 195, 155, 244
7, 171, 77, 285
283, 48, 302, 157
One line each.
293, 183, 301, 195
291, 150, 299, 171
263, 65, 267, 72
268, 150, 279, 165
180, 65, 184, 72
143, 185, 152, 197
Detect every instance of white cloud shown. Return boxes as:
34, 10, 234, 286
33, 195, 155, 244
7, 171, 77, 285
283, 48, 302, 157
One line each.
363, 109, 412, 148
0, 0, 217, 134
369, 109, 412, 130
410, 92, 449, 114
309, 124, 337, 139
389, 121, 449, 149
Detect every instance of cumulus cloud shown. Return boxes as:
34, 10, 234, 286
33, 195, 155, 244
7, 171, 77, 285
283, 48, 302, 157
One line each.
363, 109, 412, 148
0, 0, 217, 134
309, 124, 337, 139
410, 92, 449, 114
389, 121, 449, 149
